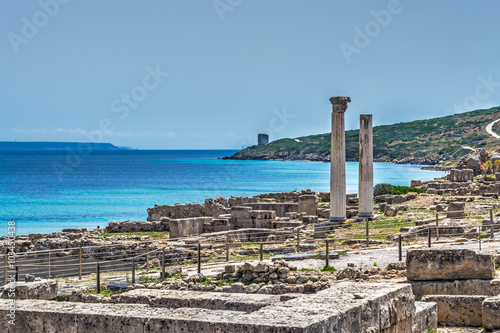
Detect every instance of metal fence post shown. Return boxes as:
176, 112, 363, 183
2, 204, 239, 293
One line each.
365, 219, 369, 247
491, 208, 495, 239
479, 232, 482, 251
226, 235, 230, 262
48, 252, 51, 279
132, 259, 135, 284
325, 240, 329, 267
428, 226, 431, 248
197, 243, 201, 274
436, 213, 439, 240
259, 243, 263, 261
146, 241, 149, 266
15, 266, 19, 282
161, 248, 166, 280
4, 253, 7, 285
296, 229, 300, 253
96, 263, 101, 294
398, 234, 402, 262
79, 246, 82, 280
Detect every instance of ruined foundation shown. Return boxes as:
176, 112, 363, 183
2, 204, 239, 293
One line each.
0, 282, 437, 332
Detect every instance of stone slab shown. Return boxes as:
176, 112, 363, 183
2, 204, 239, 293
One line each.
170, 217, 212, 239
422, 295, 485, 327
407, 249, 496, 281
0, 280, 57, 300
116, 289, 294, 313
412, 301, 438, 333
482, 296, 500, 330
410, 279, 500, 300
0, 282, 434, 332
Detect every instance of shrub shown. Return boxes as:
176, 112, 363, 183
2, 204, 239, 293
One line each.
373, 184, 424, 197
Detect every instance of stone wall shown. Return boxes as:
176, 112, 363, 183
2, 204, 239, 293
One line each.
147, 197, 230, 221
254, 190, 316, 203
230, 207, 276, 229
243, 203, 298, 217
448, 169, 473, 182
105, 219, 171, 233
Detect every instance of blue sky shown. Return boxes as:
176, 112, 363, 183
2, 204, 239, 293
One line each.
1, 0, 500, 149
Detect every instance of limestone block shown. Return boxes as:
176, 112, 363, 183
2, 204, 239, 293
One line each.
407, 249, 495, 281
447, 201, 465, 218
422, 295, 485, 327
412, 301, 438, 333
411, 279, 500, 300
427, 188, 437, 195
170, 217, 210, 238
0, 280, 57, 300
250, 210, 276, 220
297, 195, 318, 216
231, 206, 252, 219
411, 180, 422, 187
302, 215, 318, 225
244, 203, 298, 217
483, 296, 500, 330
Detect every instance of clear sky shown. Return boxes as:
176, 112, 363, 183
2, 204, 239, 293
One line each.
2, 0, 500, 149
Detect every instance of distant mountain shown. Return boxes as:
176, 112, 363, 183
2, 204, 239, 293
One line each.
225, 106, 500, 165
0, 142, 128, 151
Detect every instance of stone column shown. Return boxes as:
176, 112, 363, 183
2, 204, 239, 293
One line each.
358, 114, 374, 218
329, 96, 350, 225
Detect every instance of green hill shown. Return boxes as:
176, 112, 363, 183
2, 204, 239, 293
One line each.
225, 106, 500, 165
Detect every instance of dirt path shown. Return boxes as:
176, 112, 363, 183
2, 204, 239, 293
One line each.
485, 118, 500, 139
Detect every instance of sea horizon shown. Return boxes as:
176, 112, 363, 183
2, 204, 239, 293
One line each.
0, 149, 446, 236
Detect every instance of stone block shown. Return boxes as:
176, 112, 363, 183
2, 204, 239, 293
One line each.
422, 295, 485, 327
411, 279, 500, 301
427, 188, 437, 195
249, 210, 276, 220
243, 203, 298, 217
314, 222, 336, 238
407, 249, 495, 281
297, 195, 318, 216
230, 206, 252, 219
412, 301, 437, 333
447, 201, 465, 218
170, 217, 211, 238
0, 280, 57, 300
302, 215, 318, 224
411, 180, 422, 187
483, 296, 500, 330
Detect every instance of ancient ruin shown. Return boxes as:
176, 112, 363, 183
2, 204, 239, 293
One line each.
358, 114, 374, 218
329, 96, 350, 225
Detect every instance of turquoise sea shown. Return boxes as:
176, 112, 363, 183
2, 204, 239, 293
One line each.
0, 150, 446, 236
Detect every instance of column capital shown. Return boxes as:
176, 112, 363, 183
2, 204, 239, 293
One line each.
329, 96, 351, 113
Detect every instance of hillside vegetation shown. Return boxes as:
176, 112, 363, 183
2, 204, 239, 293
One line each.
225, 107, 500, 165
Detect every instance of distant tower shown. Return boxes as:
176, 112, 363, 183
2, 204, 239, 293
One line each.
258, 134, 269, 145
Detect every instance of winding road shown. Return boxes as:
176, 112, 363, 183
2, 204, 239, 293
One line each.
485, 118, 500, 139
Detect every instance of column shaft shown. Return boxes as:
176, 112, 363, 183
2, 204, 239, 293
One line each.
329, 96, 350, 224
358, 114, 373, 217
330, 112, 346, 221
